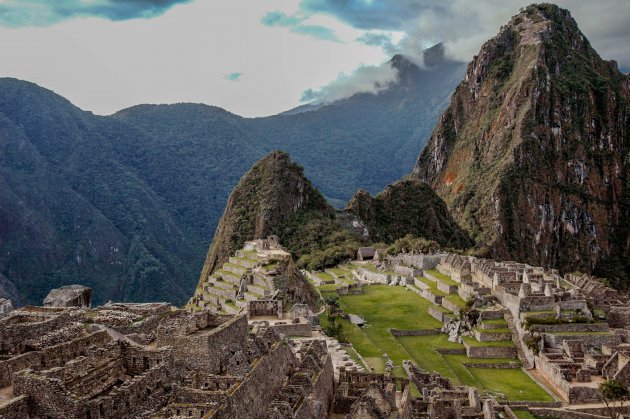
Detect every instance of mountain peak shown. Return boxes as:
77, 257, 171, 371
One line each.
413, 4, 630, 280
198, 150, 334, 279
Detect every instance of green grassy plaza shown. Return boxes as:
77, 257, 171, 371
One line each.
319, 284, 553, 401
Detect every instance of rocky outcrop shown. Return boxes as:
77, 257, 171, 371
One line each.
413, 4, 629, 280
345, 178, 472, 249
43, 285, 92, 308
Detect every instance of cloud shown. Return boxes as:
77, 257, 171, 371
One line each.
300, 62, 399, 104
225, 72, 243, 82
0, 0, 192, 27
261, 10, 339, 42
299, 0, 630, 70
356, 32, 397, 55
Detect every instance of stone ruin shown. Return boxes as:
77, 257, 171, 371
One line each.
188, 236, 314, 317
332, 367, 413, 418
0, 298, 335, 418
435, 253, 630, 407
0, 297, 13, 317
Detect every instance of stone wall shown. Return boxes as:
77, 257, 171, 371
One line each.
528, 323, 609, 334
0, 330, 111, 387
0, 394, 29, 419
157, 314, 248, 372
392, 254, 443, 270
529, 408, 608, 418
358, 269, 390, 284
0, 298, 13, 317
270, 322, 312, 337
464, 344, 517, 359
249, 300, 282, 318
389, 328, 441, 337
441, 299, 463, 314
392, 265, 417, 278
473, 330, 512, 342
121, 342, 172, 375
542, 332, 620, 348
218, 341, 298, 418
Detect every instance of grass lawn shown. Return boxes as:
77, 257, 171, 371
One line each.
316, 272, 334, 281
482, 318, 507, 326
326, 285, 551, 402
469, 368, 553, 401
331, 285, 441, 376
463, 336, 515, 347
415, 276, 446, 296
443, 294, 466, 309
397, 335, 549, 401
425, 269, 457, 285
475, 328, 511, 334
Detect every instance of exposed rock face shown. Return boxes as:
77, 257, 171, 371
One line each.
345, 178, 472, 248
413, 4, 629, 280
199, 150, 336, 281
43, 284, 92, 308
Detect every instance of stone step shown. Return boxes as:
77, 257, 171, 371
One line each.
201, 291, 222, 305
243, 291, 263, 302
199, 299, 220, 312
236, 299, 249, 309
247, 283, 268, 296
208, 285, 237, 300
252, 275, 272, 288
232, 253, 259, 268
223, 262, 248, 276
213, 280, 237, 291
215, 269, 242, 285
221, 301, 241, 315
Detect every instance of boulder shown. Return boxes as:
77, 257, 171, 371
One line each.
0, 297, 13, 317
43, 284, 92, 308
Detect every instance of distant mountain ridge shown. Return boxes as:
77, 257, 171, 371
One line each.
0, 47, 465, 306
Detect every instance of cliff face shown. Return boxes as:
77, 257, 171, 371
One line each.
198, 151, 337, 281
413, 4, 629, 280
345, 178, 472, 249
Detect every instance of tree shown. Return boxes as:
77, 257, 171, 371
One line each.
325, 296, 340, 316
323, 296, 345, 341
600, 379, 629, 419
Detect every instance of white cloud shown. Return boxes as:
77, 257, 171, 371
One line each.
301, 62, 399, 104
0, 0, 388, 116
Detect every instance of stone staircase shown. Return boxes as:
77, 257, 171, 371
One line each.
189, 250, 276, 314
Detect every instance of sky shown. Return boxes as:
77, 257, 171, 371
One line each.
0, 0, 628, 117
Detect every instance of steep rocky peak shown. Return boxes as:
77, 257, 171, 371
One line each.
198, 150, 334, 283
412, 3, 629, 281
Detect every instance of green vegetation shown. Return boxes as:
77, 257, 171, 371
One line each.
385, 235, 440, 255
346, 181, 472, 249
425, 269, 455, 283
482, 318, 508, 326
315, 272, 334, 281
600, 379, 629, 419
414, 276, 447, 297
462, 336, 515, 348
444, 294, 467, 309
